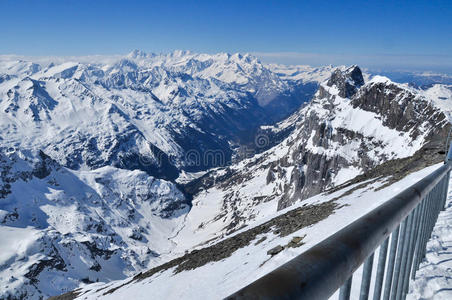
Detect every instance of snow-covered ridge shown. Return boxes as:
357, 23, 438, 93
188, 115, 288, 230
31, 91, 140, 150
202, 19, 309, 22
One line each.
266, 63, 339, 83
421, 84, 452, 121
267, 63, 372, 83
0, 50, 288, 105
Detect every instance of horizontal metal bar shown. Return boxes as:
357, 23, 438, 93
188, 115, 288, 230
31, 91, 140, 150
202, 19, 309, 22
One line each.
226, 162, 452, 300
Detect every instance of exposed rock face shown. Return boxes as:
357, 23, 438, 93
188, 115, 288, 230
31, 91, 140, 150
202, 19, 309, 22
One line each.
326, 65, 364, 98
277, 68, 448, 209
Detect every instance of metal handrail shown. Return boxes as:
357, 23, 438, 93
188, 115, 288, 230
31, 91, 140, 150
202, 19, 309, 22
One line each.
227, 146, 452, 300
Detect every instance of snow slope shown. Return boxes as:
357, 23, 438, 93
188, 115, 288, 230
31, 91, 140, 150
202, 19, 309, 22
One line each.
408, 174, 452, 300
422, 84, 452, 122
0, 150, 189, 299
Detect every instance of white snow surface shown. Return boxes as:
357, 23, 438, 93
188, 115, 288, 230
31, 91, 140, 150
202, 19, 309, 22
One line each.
266, 64, 339, 83
422, 84, 452, 122
266, 64, 372, 83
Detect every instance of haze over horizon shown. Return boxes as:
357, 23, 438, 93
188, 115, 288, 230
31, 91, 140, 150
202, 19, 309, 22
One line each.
1, 0, 451, 73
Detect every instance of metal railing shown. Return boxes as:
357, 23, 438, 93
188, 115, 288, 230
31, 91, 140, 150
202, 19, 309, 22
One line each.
227, 145, 452, 300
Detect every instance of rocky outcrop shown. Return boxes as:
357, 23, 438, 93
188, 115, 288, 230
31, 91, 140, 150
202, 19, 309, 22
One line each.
326, 65, 364, 98
277, 67, 448, 209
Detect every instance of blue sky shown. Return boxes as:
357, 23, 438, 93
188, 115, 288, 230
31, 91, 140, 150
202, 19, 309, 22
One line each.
1, 0, 451, 72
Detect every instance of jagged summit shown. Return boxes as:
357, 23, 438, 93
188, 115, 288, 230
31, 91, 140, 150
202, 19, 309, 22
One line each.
326, 65, 365, 98
346, 65, 365, 85
126, 49, 148, 59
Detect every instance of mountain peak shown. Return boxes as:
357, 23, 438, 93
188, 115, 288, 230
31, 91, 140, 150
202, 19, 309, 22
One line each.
346, 65, 365, 86
126, 49, 153, 60
171, 49, 192, 57
368, 75, 392, 84
327, 65, 364, 98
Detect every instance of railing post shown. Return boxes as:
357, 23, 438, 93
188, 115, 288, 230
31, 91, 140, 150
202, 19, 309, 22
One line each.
411, 198, 427, 279
382, 226, 400, 300
339, 276, 353, 300
395, 212, 413, 300
373, 238, 389, 300
420, 191, 434, 260
401, 204, 421, 297
390, 218, 408, 300
359, 253, 374, 300
444, 172, 449, 208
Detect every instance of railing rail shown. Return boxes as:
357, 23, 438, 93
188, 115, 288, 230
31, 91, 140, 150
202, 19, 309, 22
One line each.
227, 145, 452, 300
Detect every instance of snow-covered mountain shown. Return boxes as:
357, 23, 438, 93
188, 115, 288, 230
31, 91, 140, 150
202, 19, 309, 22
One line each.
1, 52, 452, 299
0, 50, 321, 181
0, 51, 331, 299
0, 149, 191, 299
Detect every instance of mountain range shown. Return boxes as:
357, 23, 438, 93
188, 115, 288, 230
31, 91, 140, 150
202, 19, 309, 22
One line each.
0, 51, 451, 299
